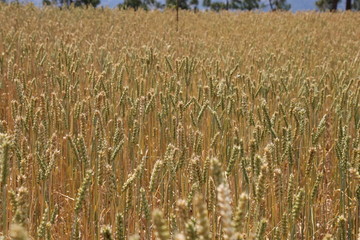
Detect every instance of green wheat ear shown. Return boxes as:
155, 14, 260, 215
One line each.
101, 225, 113, 240
255, 218, 267, 240
292, 188, 305, 222
74, 170, 93, 215
115, 213, 125, 240
233, 193, 248, 233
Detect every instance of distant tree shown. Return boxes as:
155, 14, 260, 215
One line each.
43, 0, 52, 5
231, 0, 261, 10
203, 0, 211, 7
344, 0, 360, 9
166, 0, 189, 9
331, 0, 340, 9
190, 0, 198, 10
118, 0, 156, 10
315, 0, 331, 10
74, 0, 100, 7
209, 1, 227, 11
269, 0, 291, 10
43, 0, 100, 7
315, 0, 340, 11
118, 0, 141, 9
346, 0, 351, 9
207, 0, 264, 11
354, 0, 360, 9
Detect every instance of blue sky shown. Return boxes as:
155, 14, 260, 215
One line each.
288, 0, 345, 10
21, 0, 346, 10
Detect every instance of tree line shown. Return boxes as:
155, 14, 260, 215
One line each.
316, 0, 360, 10
77, 0, 360, 12
117, 0, 360, 13
2, 0, 359, 14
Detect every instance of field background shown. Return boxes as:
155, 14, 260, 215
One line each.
0, 5, 360, 240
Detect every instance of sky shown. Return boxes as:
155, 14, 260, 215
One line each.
101, 0, 347, 9
288, 0, 345, 11
21, 0, 347, 10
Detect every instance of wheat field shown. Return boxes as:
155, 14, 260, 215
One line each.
0, 4, 360, 240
